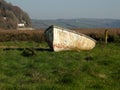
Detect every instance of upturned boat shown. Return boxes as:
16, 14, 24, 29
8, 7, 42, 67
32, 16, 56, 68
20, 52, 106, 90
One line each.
44, 25, 96, 52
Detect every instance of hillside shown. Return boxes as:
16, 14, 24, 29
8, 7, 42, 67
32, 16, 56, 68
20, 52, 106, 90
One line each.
0, 0, 32, 29
32, 18, 120, 29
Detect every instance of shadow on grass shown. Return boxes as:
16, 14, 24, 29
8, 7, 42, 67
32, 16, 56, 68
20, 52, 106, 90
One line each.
2, 47, 52, 57
2, 47, 52, 52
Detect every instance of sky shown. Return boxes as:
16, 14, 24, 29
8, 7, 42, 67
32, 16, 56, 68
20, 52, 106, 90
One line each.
6, 0, 120, 20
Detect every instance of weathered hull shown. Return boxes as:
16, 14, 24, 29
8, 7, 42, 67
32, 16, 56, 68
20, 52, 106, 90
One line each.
45, 25, 96, 52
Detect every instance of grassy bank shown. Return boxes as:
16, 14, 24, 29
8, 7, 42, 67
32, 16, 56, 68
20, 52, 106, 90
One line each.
0, 42, 120, 90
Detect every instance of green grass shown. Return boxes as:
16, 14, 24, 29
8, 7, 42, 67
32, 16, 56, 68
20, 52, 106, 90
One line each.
0, 42, 120, 90
0, 41, 48, 48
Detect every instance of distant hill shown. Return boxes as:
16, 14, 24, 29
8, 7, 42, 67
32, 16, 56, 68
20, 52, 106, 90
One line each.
32, 18, 120, 29
0, 0, 32, 29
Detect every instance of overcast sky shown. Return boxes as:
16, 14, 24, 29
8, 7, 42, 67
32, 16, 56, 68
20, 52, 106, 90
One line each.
6, 0, 120, 19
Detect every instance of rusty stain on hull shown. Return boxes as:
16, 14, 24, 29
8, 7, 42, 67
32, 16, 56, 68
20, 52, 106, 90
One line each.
45, 25, 96, 52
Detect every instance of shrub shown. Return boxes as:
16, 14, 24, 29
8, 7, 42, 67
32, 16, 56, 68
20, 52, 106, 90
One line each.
0, 30, 45, 42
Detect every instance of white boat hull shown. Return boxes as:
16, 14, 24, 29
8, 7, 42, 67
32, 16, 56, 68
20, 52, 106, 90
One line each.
45, 25, 96, 52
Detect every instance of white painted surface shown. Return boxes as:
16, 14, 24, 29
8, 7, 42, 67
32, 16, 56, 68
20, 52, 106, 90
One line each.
45, 25, 96, 52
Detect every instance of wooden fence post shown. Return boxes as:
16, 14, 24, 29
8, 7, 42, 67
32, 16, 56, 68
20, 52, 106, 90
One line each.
105, 29, 108, 44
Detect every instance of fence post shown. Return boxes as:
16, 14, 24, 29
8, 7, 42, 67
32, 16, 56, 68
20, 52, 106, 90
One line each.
105, 29, 108, 44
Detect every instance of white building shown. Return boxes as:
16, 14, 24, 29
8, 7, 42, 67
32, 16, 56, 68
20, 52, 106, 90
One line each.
17, 23, 25, 28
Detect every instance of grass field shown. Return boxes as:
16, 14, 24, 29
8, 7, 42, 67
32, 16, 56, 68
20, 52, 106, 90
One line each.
0, 41, 120, 90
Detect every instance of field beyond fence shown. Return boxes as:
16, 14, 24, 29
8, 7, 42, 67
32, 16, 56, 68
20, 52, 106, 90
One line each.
0, 28, 120, 43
